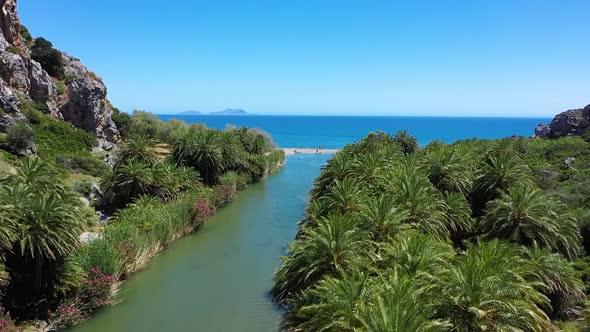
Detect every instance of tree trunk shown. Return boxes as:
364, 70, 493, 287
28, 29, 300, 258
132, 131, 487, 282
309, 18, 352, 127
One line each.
34, 253, 43, 294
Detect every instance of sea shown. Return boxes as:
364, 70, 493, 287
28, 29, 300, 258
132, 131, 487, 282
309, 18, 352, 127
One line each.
157, 114, 550, 148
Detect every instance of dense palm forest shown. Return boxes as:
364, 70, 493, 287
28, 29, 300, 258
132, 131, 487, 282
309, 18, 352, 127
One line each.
0, 106, 283, 329
273, 131, 590, 331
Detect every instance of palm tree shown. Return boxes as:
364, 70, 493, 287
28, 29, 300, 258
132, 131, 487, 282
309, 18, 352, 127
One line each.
438, 240, 552, 331
471, 149, 531, 215
310, 152, 355, 200
172, 128, 223, 185
0, 171, 85, 294
0, 204, 16, 286
102, 160, 158, 207
358, 271, 447, 332
286, 270, 369, 331
272, 214, 367, 304
393, 130, 419, 154
422, 144, 473, 194
218, 130, 246, 170
359, 195, 408, 242
480, 183, 581, 259
379, 230, 454, 278
442, 193, 475, 247
386, 167, 448, 238
324, 178, 366, 216
351, 153, 386, 193
522, 248, 586, 320
114, 135, 158, 167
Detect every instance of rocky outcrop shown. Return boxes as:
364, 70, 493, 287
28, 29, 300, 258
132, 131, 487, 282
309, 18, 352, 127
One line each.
59, 53, 119, 150
0, 0, 119, 151
535, 105, 590, 138
0, 0, 23, 51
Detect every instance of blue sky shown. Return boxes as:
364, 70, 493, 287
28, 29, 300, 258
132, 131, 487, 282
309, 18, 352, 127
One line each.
19, 1, 590, 117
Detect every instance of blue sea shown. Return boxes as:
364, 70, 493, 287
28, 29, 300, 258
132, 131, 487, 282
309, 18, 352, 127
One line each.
157, 115, 550, 148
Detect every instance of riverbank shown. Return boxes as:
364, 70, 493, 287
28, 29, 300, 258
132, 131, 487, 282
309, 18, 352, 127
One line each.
281, 148, 340, 156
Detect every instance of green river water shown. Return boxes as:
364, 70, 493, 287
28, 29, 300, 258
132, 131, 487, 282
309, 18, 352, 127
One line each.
71, 154, 331, 332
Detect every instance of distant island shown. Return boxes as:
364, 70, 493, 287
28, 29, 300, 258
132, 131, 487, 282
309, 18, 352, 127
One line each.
210, 109, 248, 115
177, 109, 249, 115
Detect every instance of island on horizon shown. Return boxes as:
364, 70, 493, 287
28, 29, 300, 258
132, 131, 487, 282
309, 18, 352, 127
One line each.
177, 109, 249, 115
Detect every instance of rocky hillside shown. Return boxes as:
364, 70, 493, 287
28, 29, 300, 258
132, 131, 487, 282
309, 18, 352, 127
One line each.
0, 0, 119, 153
535, 104, 590, 138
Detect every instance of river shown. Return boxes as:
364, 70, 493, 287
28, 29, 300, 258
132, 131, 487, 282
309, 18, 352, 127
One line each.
71, 154, 331, 332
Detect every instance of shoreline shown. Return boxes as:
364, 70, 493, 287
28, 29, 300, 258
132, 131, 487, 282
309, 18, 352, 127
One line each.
281, 148, 340, 156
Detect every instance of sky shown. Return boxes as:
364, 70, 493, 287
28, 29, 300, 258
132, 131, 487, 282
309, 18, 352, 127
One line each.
18, 1, 590, 117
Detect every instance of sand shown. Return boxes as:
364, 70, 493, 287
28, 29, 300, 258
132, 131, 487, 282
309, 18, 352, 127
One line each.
281, 148, 340, 156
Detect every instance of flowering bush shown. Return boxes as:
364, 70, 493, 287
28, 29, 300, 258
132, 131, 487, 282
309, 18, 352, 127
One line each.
47, 267, 115, 329
47, 302, 84, 330
0, 306, 16, 332
192, 199, 215, 223
77, 267, 114, 311
212, 185, 237, 208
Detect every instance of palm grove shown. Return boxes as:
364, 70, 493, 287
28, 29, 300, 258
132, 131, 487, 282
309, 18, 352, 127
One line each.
0, 106, 283, 329
273, 131, 590, 331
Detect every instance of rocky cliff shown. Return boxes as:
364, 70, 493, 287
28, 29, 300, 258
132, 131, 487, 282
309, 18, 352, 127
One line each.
535, 104, 590, 138
0, 0, 119, 152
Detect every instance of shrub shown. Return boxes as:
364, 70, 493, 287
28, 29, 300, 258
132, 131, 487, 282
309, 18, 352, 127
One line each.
213, 184, 237, 208
19, 25, 32, 42
48, 302, 84, 330
192, 199, 215, 223
77, 267, 115, 310
237, 172, 252, 189
56, 80, 67, 95
57, 155, 109, 177
218, 171, 239, 188
5, 124, 34, 153
31, 37, 64, 78
111, 108, 131, 139
5, 45, 20, 55
0, 306, 16, 332
71, 179, 93, 197
75, 240, 121, 276
32, 112, 97, 159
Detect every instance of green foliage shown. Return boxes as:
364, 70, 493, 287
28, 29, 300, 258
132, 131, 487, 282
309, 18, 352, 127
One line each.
274, 132, 589, 330
5, 45, 21, 55
19, 24, 33, 42
4, 124, 34, 153
31, 37, 64, 78
111, 108, 131, 139
56, 80, 67, 95
75, 240, 121, 276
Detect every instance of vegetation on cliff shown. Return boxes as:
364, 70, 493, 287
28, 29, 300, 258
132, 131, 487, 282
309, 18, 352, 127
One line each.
273, 131, 590, 331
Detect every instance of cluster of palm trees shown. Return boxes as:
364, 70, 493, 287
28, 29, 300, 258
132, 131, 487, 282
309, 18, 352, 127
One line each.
171, 126, 277, 185
273, 131, 585, 331
0, 159, 90, 318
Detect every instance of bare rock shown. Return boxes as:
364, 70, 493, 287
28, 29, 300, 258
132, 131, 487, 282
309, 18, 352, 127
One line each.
29, 59, 59, 117
536, 104, 590, 138
0, 77, 20, 115
0, 0, 23, 51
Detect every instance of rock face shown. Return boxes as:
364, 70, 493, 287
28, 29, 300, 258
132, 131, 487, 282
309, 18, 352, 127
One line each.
59, 53, 119, 150
535, 105, 590, 138
0, 0, 119, 151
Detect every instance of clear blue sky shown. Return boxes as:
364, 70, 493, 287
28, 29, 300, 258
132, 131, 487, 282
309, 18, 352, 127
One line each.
19, 1, 589, 116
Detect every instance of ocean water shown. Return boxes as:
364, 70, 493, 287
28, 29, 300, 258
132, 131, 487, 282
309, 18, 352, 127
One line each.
157, 115, 550, 148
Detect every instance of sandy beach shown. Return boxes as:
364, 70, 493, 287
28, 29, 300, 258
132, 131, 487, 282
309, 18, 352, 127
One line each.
281, 148, 340, 156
